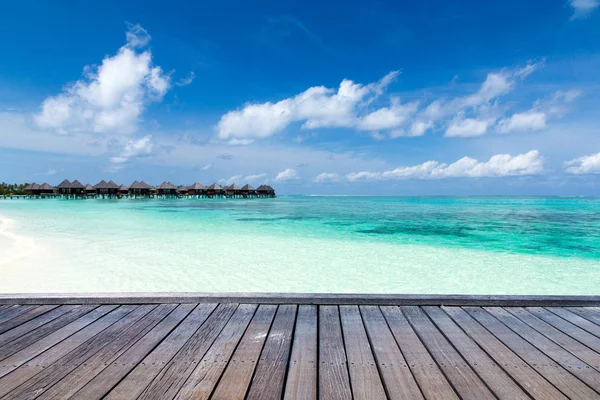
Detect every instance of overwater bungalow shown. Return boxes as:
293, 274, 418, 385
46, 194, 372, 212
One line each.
84, 184, 96, 196
187, 182, 205, 196
37, 183, 56, 196
129, 181, 153, 197
156, 181, 178, 196
94, 180, 119, 197
57, 179, 85, 197
240, 184, 256, 198
119, 184, 129, 196
256, 184, 276, 198
177, 185, 188, 196
224, 183, 241, 198
206, 183, 224, 197
24, 182, 39, 196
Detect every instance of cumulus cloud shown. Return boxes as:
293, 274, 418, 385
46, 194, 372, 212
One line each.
200, 163, 212, 171
35, 24, 170, 135
569, 0, 599, 19
109, 135, 154, 169
346, 150, 543, 181
565, 152, 600, 174
314, 172, 340, 183
275, 168, 299, 181
216, 62, 554, 143
244, 173, 267, 183
176, 72, 195, 87
445, 117, 492, 137
216, 71, 400, 142
220, 173, 268, 185
495, 90, 580, 134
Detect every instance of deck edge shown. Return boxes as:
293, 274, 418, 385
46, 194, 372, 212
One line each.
0, 293, 599, 306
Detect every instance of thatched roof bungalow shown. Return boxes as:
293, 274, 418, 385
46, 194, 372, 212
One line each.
224, 183, 241, 197
94, 180, 119, 196
187, 182, 205, 195
119, 184, 129, 195
129, 181, 153, 196
177, 185, 188, 194
241, 184, 256, 196
84, 184, 95, 194
36, 183, 56, 195
57, 179, 85, 195
206, 183, 223, 196
156, 181, 178, 195
256, 184, 276, 197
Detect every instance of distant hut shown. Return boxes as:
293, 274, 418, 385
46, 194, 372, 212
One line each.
256, 185, 276, 198
71, 180, 85, 194
38, 182, 56, 196
56, 179, 73, 195
119, 184, 129, 196
224, 183, 241, 198
24, 182, 39, 197
156, 181, 178, 196
206, 183, 223, 197
129, 181, 152, 197
84, 184, 96, 197
187, 182, 205, 196
240, 184, 256, 198
177, 185, 188, 196
94, 180, 119, 197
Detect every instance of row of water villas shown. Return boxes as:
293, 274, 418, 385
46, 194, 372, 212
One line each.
24, 180, 276, 199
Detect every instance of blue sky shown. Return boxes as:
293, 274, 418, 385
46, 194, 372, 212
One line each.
1, 0, 600, 195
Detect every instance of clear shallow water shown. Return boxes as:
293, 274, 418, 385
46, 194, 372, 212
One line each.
0, 196, 599, 294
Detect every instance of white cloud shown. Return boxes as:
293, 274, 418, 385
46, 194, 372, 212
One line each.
445, 117, 491, 137
495, 90, 580, 134
565, 152, 600, 174
176, 72, 195, 87
35, 24, 170, 135
219, 175, 243, 185
244, 173, 267, 183
314, 172, 340, 183
569, 0, 599, 19
356, 97, 418, 131
346, 150, 543, 181
200, 163, 212, 171
109, 135, 154, 169
275, 168, 299, 181
496, 111, 547, 134
216, 71, 400, 142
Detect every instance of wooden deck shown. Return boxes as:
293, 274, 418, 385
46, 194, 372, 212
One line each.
0, 295, 599, 399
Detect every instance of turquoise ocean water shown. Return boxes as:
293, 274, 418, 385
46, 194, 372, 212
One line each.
1, 196, 599, 294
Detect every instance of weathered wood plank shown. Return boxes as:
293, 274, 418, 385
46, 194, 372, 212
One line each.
376, 306, 454, 400
174, 304, 257, 400
0, 305, 117, 379
569, 307, 600, 326
136, 303, 237, 400
283, 305, 317, 400
0, 305, 58, 335
547, 307, 600, 337
1, 304, 154, 399
70, 303, 196, 399
104, 303, 217, 400
319, 305, 352, 400
211, 304, 277, 400
527, 307, 600, 353
338, 305, 387, 400
0, 305, 98, 361
246, 305, 296, 400
0, 305, 136, 398
37, 304, 177, 400
442, 306, 567, 400
464, 306, 599, 399
403, 306, 496, 400
0, 305, 35, 324
422, 306, 530, 400
506, 307, 600, 372
0, 305, 75, 348
486, 306, 600, 393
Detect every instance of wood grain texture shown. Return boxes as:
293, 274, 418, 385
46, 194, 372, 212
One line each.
464, 306, 599, 399
403, 306, 496, 400
0, 305, 58, 335
339, 305, 387, 400
376, 306, 455, 400
104, 303, 217, 400
442, 306, 568, 400
318, 305, 352, 400
246, 305, 296, 400
547, 307, 600, 337
173, 304, 257, 400
283, 305, 317, 400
